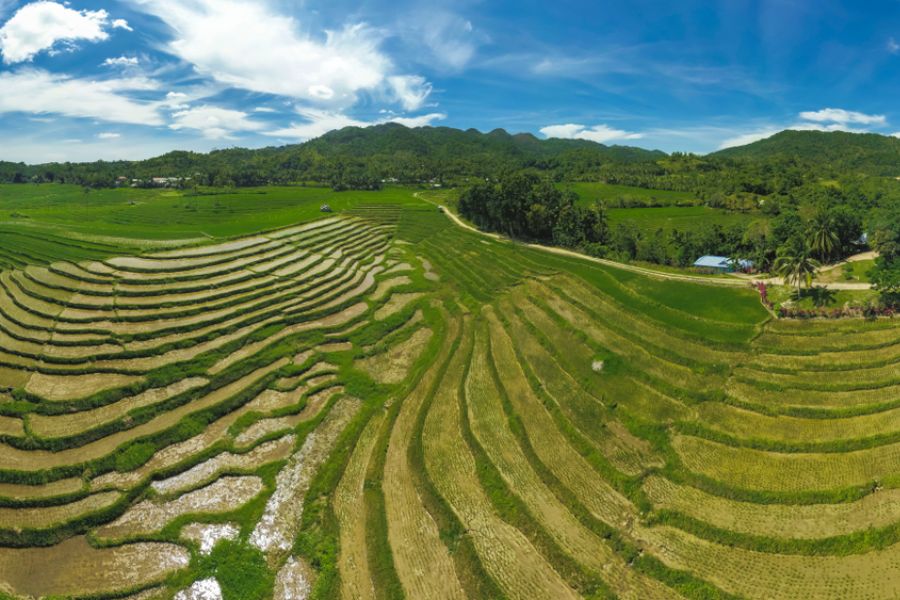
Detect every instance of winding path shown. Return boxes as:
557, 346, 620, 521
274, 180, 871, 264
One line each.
420, 194, 876, 291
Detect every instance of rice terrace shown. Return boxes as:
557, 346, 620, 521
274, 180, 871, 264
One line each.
0, 175, 895, 600
1, 0, 900, 598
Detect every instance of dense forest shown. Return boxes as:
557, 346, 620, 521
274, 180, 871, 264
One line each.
2, 124, 899, 302
0, 124, 664, 189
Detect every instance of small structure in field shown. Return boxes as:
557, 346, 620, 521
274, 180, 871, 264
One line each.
591, 360, 605, 373
693, 255, 754, 274
320, 204, 332, 213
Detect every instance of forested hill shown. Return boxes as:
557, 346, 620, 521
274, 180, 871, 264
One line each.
6, 125, 900, 188
0, 124, 665, 188
712, 130, 900, 176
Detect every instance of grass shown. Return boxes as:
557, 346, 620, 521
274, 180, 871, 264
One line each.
768, 285, 879, 311
0, 187, 898, 600
563, 182, 700, 207
607, 205, 762, 233
817, 259, 876, 284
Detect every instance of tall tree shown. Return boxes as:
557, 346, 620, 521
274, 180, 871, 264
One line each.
807, 209, 839, 261
774, 239, 821, 295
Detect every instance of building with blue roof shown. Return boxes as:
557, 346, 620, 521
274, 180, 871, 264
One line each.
693, 255, 754, 273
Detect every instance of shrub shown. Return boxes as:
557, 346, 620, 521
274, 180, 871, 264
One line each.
204, 540, 273, 600
114, 442, 155, 472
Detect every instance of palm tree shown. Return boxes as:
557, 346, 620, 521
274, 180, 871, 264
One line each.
774, 243, 821, 296
808, 211, 839, 261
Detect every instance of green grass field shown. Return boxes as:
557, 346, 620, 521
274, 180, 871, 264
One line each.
0, 185, 897, 600
608, 205, 762, 233
564, 182, 700, 206
0, 183, 424, 241
818, 259, 876, 284
0, 184, 427, 269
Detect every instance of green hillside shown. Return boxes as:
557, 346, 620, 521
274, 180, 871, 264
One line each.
712, 130, 900, 175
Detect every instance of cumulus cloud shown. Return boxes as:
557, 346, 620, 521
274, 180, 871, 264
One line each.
163, 91, 190, 110
111, 18, 132, 32
170, 105, 265, 139
798, 108, 886, 126
267, 109, 446, 141
98, 132, 121, 139
540, 123, 643, 144
130, 0, 396, 108
388, 75, 432, 111
102, 55, 140, 67
0, 1, 113, 64
0, 69, 162, 124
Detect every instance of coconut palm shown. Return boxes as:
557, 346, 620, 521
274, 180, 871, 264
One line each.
774, 242, 821, 296
808, 210, 839, 261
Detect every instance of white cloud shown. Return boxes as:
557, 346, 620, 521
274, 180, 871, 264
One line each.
0, 1, 111, 64
267, 110, 366, 140
716, 118, 879, 151
111, 18, 132, 32
162, 91, 189, 110
540, 123, 643, 144
388, 113, 447, 128
98, 132, 121, 139
267, 109, 446, 141
0, 69, 163, 124
889, 37, 900, 54
717, 128, 781, 149
170, 105, 265, 139
388, 75, 432, 111
102, 55, 140, 67
254, 107, 277, 113
405, 10, 477, 71
798, 108, 886, 126
788, 122, 868, 134
130, 0, 393, 108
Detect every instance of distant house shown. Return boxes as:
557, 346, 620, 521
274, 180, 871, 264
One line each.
693, 255, 754, 273
151, 177, 184, 187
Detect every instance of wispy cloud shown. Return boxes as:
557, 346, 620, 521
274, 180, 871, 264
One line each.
798, 108, 885, 126
169, 105, 265, 139
540, 123, 643, 144
267, 109, 445, 141
102, 55, 140, 68
889, 37, 900, 54
717, 128, 782, 150
717, 107, 889, 149
387, 75, 432, 111
0, 69, 163, 125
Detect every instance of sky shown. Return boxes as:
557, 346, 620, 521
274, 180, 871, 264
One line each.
1, 0, 900, 163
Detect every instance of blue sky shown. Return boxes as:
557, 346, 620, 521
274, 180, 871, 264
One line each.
1, 0, 899, 162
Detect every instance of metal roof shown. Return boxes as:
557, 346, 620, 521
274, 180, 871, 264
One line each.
693, 255, 731, 268
693, 256, 754, 269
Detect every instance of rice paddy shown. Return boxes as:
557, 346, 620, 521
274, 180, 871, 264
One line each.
0, 186, 897, 599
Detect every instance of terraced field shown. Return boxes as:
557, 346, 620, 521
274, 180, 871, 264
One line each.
0, 194, 898, 599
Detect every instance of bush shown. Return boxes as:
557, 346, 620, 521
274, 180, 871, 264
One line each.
114, 441, 155, 472
204, 540, 273, 600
